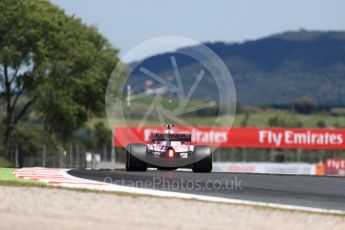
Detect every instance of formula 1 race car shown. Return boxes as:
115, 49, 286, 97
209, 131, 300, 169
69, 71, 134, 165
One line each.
126, 124, 212, 172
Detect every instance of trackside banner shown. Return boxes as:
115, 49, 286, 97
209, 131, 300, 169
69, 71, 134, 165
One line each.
113, 126, 345, 149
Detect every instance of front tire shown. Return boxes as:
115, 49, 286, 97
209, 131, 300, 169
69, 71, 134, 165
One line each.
192, 146, 212, 173
126, 144, 147, 171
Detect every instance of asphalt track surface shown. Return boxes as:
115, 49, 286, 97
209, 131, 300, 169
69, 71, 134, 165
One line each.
69, 169, 345, 211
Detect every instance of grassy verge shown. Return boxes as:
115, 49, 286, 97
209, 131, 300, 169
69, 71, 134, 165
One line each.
0, 168, 46, 186
87, 109, 345, 130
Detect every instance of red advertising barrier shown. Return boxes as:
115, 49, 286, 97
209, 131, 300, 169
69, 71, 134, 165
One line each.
323, 159, 345, 176
324, 159, 345, 170
113, 126, 345, 149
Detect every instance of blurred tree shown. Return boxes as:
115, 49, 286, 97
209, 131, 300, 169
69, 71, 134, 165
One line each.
291, 96, 318, 114
268, 115, 303, 127
0, 0, 119, 159
333, 122, 341, 128
240, 112, 250, 127
268, 116, 284, 127
94, 122, 111, 151
236, 103, 243, 114
12, 126, 58, 157
316, 120, 326, 128
330, 107, 345, 117
296, 121, 304, 128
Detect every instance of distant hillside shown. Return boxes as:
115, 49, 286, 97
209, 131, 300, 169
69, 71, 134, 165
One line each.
127, 30, 345, 106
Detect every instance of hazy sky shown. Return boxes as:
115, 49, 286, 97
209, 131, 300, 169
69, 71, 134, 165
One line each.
51, 0, 345, 61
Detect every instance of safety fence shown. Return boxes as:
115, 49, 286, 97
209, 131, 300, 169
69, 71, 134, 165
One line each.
3, 126, 345, 169
5, 145, 345, 169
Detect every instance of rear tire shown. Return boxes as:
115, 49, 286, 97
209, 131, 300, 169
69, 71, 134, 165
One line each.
126, 144, 147, 171
192, 146, 212, 173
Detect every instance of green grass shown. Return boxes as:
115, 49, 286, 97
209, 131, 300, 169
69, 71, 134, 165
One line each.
0, 168, 45, 186
87, 108, 345, 131
98, 93, 345, 128
233, 109, 345, 128
18, 92, 345, 131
